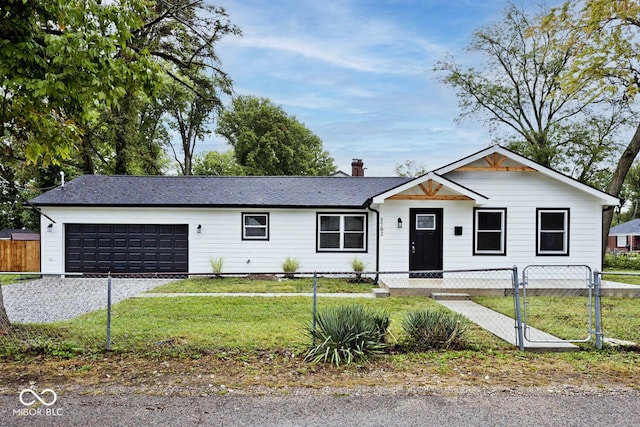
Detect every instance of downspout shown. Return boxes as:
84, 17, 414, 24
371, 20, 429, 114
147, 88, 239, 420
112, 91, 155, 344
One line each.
367, 202, 380, 284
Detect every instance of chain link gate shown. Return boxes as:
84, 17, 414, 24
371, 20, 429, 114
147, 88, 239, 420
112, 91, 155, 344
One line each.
516, 265, 598, 348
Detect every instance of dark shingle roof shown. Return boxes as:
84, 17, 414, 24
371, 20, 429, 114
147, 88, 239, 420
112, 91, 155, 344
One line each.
30, 175, 411, 208
610, 218, 640, 236
0, 229, 38, 239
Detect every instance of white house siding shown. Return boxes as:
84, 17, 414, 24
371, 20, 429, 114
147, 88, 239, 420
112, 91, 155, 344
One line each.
376, 199, 475, 272
377, 170, 606, 273
39, 206, 376, 275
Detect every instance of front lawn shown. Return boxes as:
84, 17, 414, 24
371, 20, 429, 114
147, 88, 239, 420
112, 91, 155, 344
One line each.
1, 296, 507, 357
149, 276, 376, 294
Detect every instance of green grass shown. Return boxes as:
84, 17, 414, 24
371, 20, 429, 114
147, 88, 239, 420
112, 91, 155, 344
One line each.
602, 272, 640, 285
149, 276, 376, 294
475, 296, 640, 346
0, 274, 40, 285
1, 296, 506, 356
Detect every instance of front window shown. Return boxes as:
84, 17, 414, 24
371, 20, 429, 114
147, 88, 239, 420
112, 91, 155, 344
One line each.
416, 214, 436, 230
617, 235, 628, 248
242, 213, 269, 240
537, 209, 569, 255
474, 208, 506, 255
317, 214, 366, 251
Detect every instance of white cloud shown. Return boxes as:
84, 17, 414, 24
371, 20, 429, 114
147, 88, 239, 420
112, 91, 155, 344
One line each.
201, 0, 509, 176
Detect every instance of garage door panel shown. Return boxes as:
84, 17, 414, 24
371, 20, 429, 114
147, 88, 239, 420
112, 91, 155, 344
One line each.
65, 224, 189, 273
113, 225, 127, 233
113, 238, 127, 248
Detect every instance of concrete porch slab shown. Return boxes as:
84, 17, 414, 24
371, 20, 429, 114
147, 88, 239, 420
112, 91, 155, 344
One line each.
378, 277, 640, 297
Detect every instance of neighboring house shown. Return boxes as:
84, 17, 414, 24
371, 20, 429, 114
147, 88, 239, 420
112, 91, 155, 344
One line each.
0, 229, 40, 241
607, 218, 640, 252
31, 145, 619, 275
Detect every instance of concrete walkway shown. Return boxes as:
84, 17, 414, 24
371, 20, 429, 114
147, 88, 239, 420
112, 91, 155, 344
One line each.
435, 299, 579, 352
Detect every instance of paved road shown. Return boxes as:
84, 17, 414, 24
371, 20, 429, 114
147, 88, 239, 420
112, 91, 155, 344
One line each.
1, 388, 637, 426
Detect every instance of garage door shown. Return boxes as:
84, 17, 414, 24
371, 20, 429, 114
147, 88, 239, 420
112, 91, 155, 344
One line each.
65, 224, 189, 274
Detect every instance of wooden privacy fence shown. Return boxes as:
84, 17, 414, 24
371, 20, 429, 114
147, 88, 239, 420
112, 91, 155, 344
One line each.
0, 240, 40, 272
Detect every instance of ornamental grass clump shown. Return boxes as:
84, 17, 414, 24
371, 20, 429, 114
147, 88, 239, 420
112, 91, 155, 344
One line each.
210, 257, 224, 277
401, 309, 469, 351
305, 304, 390, 366
349, 257, 367, 282
281, 256, 300, 279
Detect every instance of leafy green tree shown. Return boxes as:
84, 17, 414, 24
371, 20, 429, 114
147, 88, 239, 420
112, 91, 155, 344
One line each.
0, 0, 158, 166
216, 96, 336, 176
166, 71, 229, 175
90, 1, 239, 176
434, 4, 631, 184
193, 150, 246, 176
0, 0, 239, 331
540, 0, 640, 253
0, 0, 137, 331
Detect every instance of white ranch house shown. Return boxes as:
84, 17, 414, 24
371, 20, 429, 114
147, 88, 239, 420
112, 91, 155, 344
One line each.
32, 145, 618, 275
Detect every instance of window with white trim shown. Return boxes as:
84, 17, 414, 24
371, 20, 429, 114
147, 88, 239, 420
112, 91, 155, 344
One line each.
242, 213, 269, 240
617, 235, 628, 248
416, 214, 436, 230
317, 213, 366, 252
537, 209, 569, 255
473, 208, 506, 255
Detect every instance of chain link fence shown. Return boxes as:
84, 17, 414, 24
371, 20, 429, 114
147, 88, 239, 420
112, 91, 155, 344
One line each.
0, 267, 638, 357
598, 270, 640, 348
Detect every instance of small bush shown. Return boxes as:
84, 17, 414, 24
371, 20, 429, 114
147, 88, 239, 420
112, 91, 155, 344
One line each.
604, 252, 640, 270
401, 309, 468, 351
282, 256, 300, 279
305, 304, 390, 366
210, 257, 224, 276
350, 257, 366, 281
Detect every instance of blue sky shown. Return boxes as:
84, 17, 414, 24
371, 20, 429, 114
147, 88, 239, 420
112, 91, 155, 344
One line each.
203, 0, 523, 176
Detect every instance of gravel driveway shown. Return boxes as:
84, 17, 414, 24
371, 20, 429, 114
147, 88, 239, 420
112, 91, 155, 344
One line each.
2, 277, 176, 323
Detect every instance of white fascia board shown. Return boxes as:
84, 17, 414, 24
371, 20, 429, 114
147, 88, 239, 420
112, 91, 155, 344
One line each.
371, 172, 489, 205
436, 145, 620, 207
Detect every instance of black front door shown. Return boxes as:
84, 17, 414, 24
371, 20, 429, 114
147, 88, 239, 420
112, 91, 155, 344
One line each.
409, 209, 443, 276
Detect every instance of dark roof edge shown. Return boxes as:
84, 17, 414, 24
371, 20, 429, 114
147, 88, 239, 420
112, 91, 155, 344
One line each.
33, 203, 371, 210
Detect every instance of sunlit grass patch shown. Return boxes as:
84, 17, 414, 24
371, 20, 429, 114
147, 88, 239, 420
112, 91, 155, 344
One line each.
474, 296, 640, 346
149, 276, 376, 294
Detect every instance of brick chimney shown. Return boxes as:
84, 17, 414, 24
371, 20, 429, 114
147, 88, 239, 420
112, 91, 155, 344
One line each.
351, 159, 364, 176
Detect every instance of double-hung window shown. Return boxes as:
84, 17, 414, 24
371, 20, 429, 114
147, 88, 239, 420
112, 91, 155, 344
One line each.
242, 213, 269, 240
537, 208, 569, 255
317, 213, 366, 252
473, 208, 506, 255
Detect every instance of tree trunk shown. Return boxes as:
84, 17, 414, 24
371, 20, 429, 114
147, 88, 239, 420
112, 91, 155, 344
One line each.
114, 96, 132, 175
602, 123, 640, 258
0, 285, 11, 334
80, 134, 95, 175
